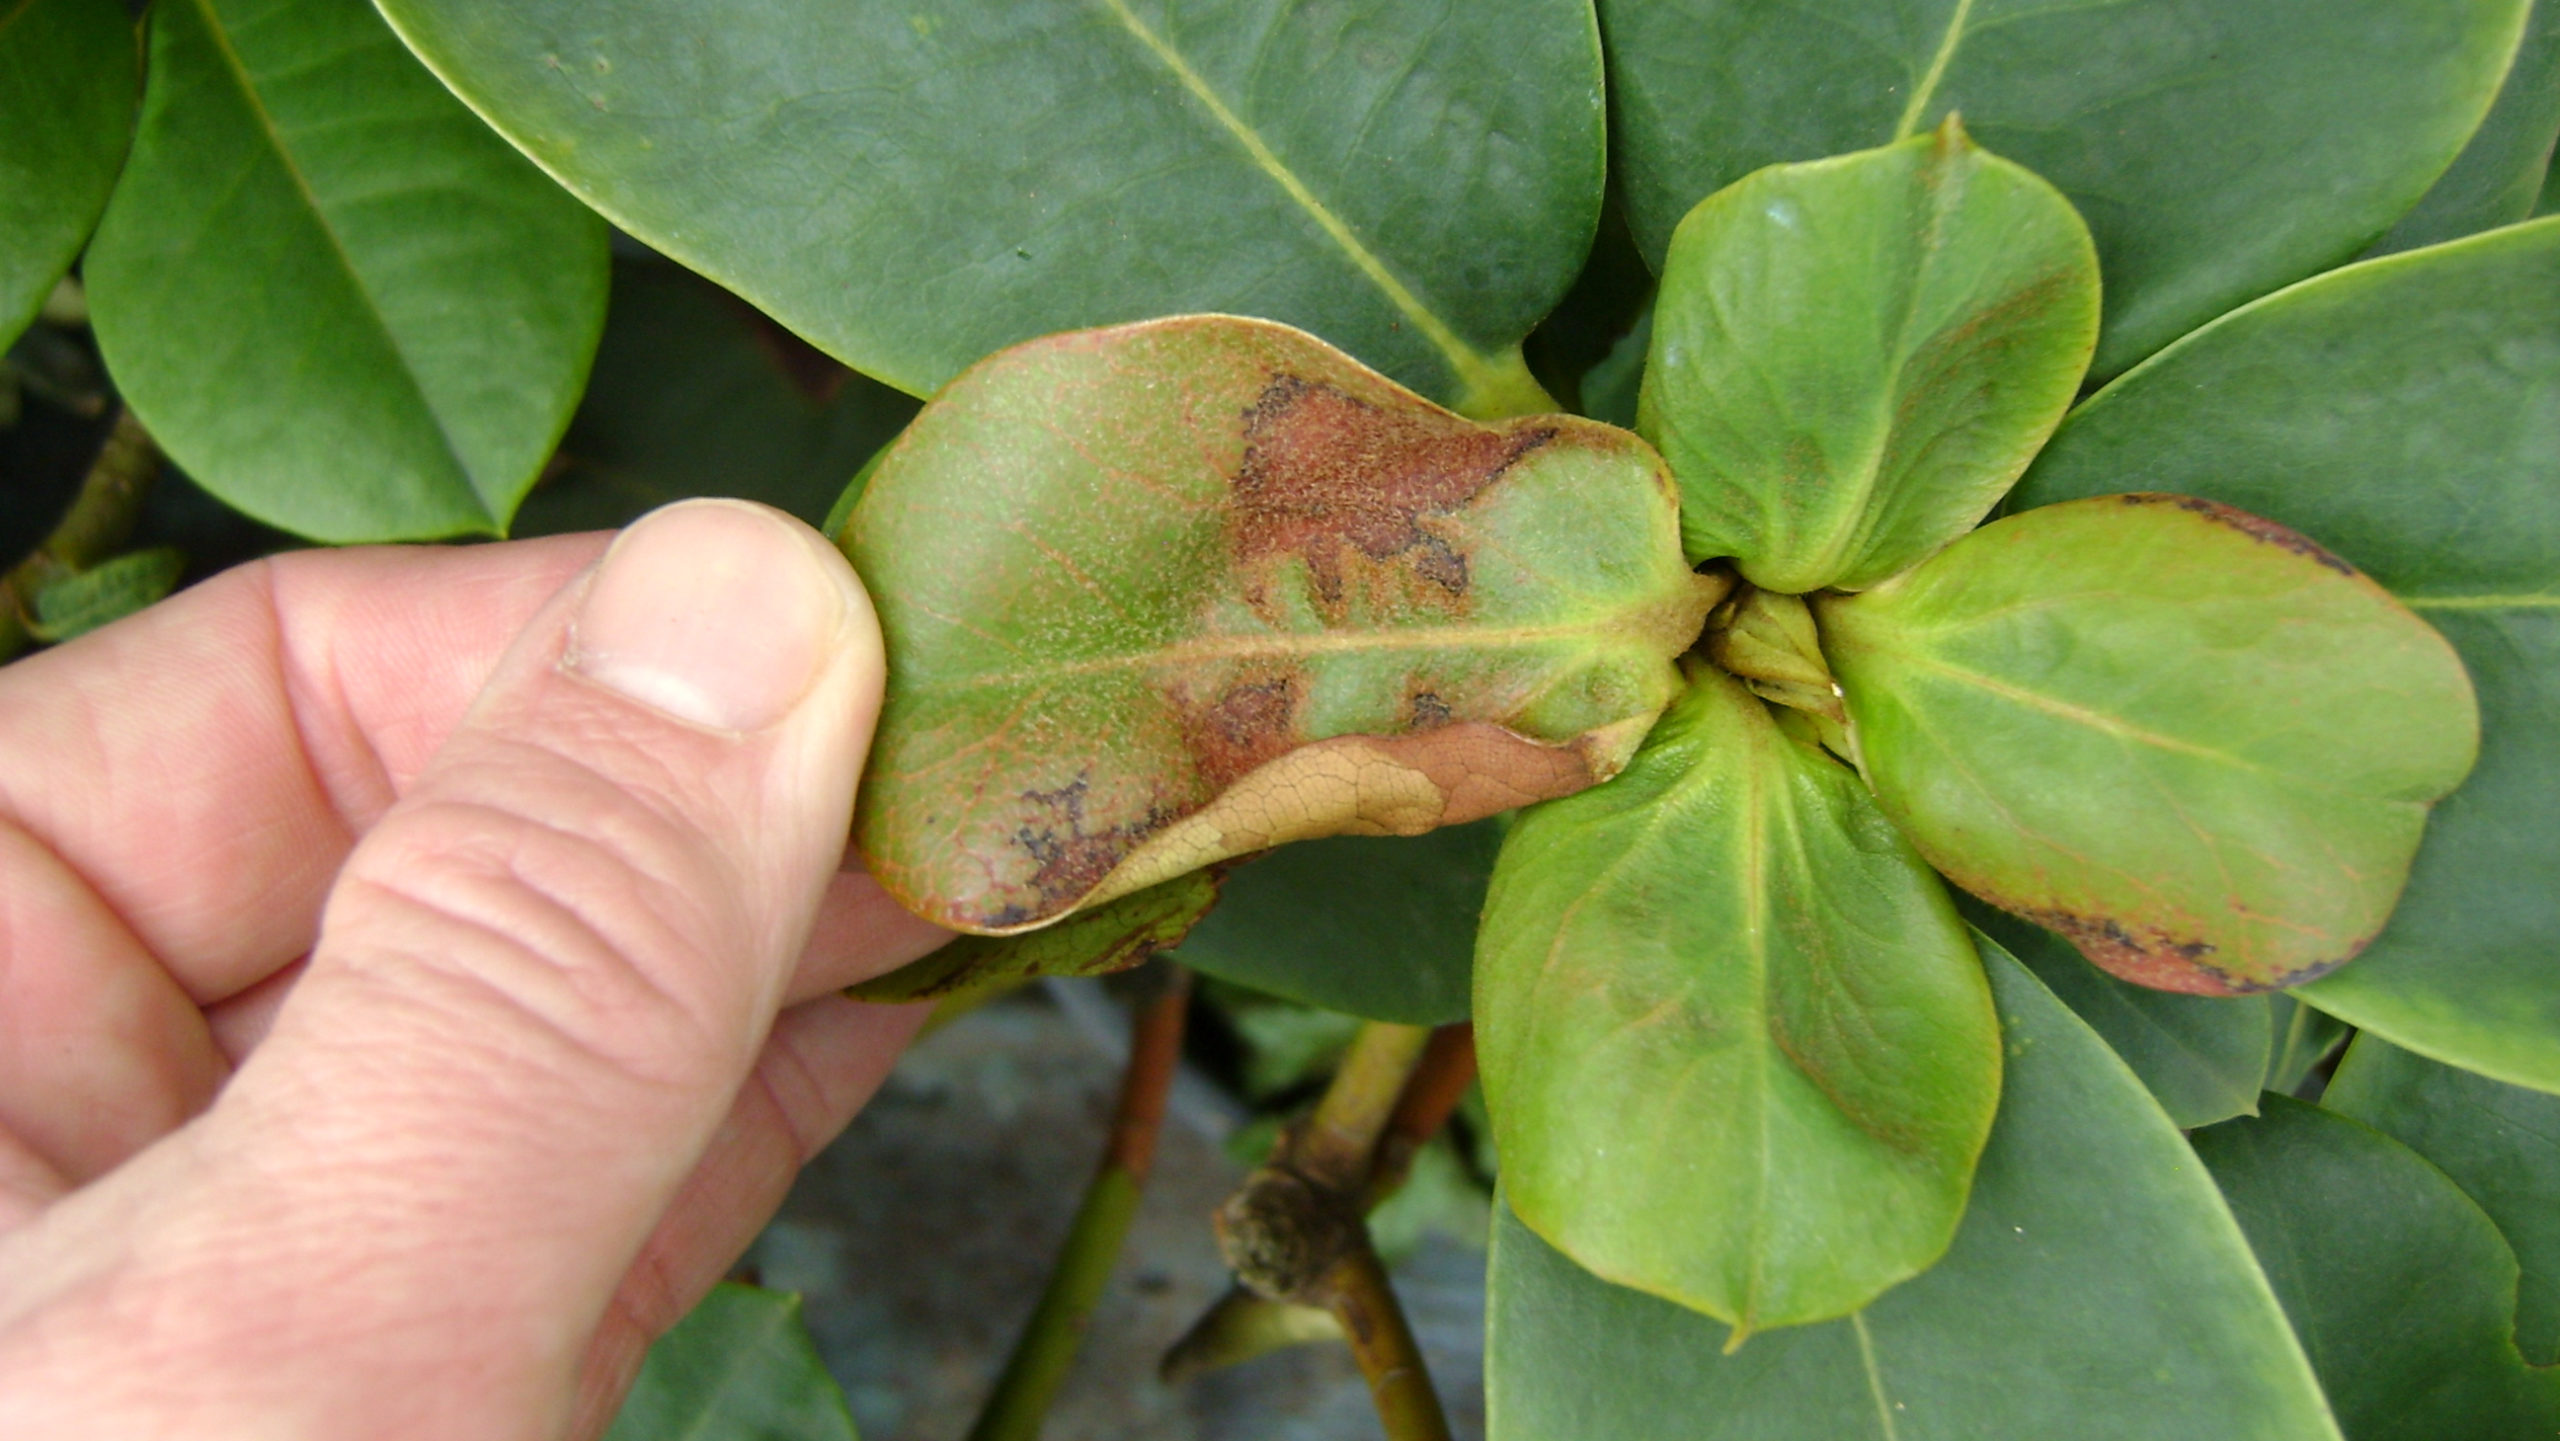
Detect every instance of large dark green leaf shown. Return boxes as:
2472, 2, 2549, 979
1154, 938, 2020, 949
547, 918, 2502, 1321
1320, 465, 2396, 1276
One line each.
1485, 941, 2339, 1440
1964, 898, 2268, 1129
1173, 820, 1497, 1026
845, 316, 1713, 935
603, 1283, 859, 1441
1643, 122, 2097, 591
2327, 1035, 2560, 1366
2194, 1098, 2560, 1440
83, 0, 606, 543
515, 258, 917, 535
0, 0, 134, 351
1822, 495, 2479, 994
1603, 0, 2530, 378
1477, 668, 1999, 1332
377, 0, 1597, 415
2372, 0, 2560, 254
2015, 219, 2560, 1090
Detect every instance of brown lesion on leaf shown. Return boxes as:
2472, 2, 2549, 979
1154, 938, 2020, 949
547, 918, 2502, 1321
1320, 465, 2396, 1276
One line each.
2118, 492, 2355, 576
1180, 674, 1307, 791
1006, 776, 1178, 928
2015, 903, 2350, 996
1230, 373, 1556, 606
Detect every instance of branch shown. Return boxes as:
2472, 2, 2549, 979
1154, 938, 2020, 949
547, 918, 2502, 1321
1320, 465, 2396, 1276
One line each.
967, 966, 1192, 1441
1, 408, 161, 661
1366, 1024, 1476, 1209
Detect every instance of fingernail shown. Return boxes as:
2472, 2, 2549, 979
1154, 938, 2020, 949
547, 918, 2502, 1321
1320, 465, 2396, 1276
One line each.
563, 500, 850, 732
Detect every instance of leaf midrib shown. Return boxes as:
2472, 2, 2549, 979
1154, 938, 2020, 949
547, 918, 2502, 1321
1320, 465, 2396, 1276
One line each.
1092, 0, 1499, 393
187, 0, 484, 516
1891, 0, 1977, 140
902, 601, 1681, 694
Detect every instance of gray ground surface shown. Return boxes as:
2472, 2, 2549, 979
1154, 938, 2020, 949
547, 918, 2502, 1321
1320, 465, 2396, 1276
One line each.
751, 988, 1487, 1441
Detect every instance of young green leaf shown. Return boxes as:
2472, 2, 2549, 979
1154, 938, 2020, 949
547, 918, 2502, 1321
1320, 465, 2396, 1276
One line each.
376, 0, 1599, 415
1822, 495, 2479, 994
28, 547, 184, 643
2327, 1036, 2560, 1365
1485, 941, 2341, 1441
1173, 820, 1497, 1027
1603, 0, 2530, 378
0, 0, 135, 352
1963, 898, 2270, 1130
2194, 1098, 2560, 1440
2369, 0, 2560, 255
851, 871, 1218, 1005
2015, 218, 2560, 1088
1643, 121, 2098, 591
2264, 996, 2353, 1097
602, 1283, 859, 1441
83, 0, 606, 543
845, 316, 1714, 935
1476, 667, 1999, 1333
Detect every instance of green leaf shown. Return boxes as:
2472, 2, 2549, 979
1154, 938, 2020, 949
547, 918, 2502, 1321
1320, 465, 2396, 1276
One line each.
82, 0, 606, 544
1476, 667, 1999, 1332
2371, 0, 2560, 255
2264, 995, 2353, 1096
1963, 897, 2268, 1129
1486, 940, 2341, 1440
2327, 1035, 2560, 1366
603, 1282, 859, 1441
1173, 820, 1496, 1026
2194, 1097, 2560, 1440
1642, 121, 2098, 591
1603, 0, 2532, 378
0, 0, 134, 351
2013, 219, 2560, 1088
848, 870, 1216, 1004
515, 258, 917, 536
375, 0, 1597, 415
1821, 494, 2479, 994
27, 546, 183, 643
845, 316, 1714, 935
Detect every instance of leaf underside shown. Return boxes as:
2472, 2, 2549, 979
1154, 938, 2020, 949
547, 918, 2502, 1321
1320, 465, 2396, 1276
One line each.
850, 869, 1219, 1003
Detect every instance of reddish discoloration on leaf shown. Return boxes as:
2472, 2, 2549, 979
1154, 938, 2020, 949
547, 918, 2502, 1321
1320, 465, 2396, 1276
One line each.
1234, 374, 1555, 605
848, 316, 1707, 935
2019, 903, 2354, 996
2118, 492, 2356, 576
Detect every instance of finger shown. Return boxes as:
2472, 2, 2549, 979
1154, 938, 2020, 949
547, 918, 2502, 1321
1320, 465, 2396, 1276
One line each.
566, 996, 927, 1440
0, 532, 606, 1010
787, 869, 953, 1002
0, 501, 885, 1436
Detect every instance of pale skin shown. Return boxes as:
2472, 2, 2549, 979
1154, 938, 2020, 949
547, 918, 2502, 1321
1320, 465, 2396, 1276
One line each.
0, 500, 953, 1438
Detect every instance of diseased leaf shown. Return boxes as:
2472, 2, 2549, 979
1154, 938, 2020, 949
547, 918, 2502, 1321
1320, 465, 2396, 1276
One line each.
1822, 495, 2479, 994
515, 258, 917, 535
2328, 1035, 2560, 1366
2371, 0, 2560, 254
1173, 820, 1497, 1027
845, 316, 1714, 935
2014, 219, 2560, 1088
1964, 897, 2269, 1130
0, 0, 134, 352
83, 0, 607, 543
1486, 941, 2341, 1441
2194, 1098, 2560, 1440
849, 871, 1217, 1004
602, 1283, 859, 1441
1643, 121, 2098, 591
1603, 0, 2530, 377
376, 0, 1599, 414
1476, 667, 1999, 1332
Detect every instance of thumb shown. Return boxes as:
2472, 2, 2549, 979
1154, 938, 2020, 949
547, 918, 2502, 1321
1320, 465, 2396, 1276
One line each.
12, 501, 892, 1438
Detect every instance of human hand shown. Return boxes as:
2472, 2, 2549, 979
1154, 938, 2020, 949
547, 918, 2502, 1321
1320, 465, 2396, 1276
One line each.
0, 500, 952, 1438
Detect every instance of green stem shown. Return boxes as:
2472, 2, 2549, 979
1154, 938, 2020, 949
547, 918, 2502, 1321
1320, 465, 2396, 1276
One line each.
966, 967, 1192, 1441
1320, 1245, 1455, 1441
1455, 346, 1561, 423
1, 409, 160, 662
